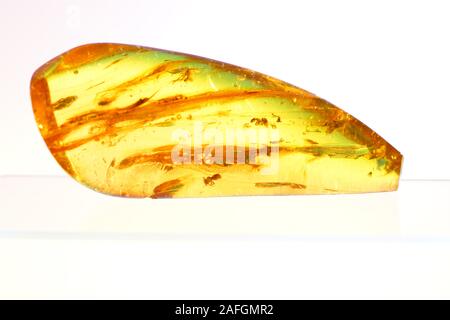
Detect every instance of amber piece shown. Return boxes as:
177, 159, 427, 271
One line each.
30, 43, 402, 198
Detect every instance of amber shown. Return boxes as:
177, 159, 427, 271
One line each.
30, 43, 402, 198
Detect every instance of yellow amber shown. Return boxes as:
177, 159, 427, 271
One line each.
30, 43, 402, 198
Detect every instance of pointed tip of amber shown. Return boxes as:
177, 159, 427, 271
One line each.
30, 43, 402, 198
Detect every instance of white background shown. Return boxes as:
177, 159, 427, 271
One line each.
1, 0, 450, 179
1, 0, 450, 300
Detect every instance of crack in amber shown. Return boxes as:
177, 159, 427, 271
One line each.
30, 43, 402, 198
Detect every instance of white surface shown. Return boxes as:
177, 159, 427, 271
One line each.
1, 239, 449, 299
0, 0, 450, 179
0, 176, 449, 299
0, 177, 449, 238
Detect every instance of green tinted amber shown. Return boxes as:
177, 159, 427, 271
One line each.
30, 43, 402, 198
